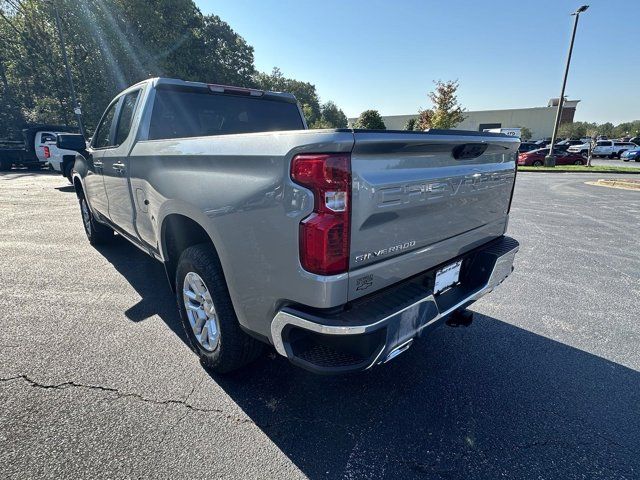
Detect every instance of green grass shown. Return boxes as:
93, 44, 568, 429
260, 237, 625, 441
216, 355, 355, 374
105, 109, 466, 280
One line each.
518, 165, 640, 174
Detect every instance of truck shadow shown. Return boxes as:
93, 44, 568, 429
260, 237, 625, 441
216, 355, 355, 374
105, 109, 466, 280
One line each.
95, 235, 190, 345
0, 168, 59, 180
95, 236, 640, 479
214, 321, 640, 479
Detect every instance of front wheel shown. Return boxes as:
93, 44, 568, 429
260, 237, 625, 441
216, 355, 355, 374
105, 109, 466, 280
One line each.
0, 159, 12, 171
532, 160, 543, 167
176, 244, 263, 373
79, 196, 114, 245
574, 159, 584, 165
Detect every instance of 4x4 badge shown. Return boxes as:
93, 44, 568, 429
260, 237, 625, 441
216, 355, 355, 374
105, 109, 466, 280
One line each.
356, 275, 374, 291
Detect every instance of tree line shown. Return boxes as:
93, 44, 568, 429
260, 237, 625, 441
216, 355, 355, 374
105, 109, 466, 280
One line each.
0, 0, 348, 139
352, 80, 466, 131
558, 120, 640, 140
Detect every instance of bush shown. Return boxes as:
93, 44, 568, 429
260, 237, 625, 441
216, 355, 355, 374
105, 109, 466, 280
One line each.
353, 110, 386, 130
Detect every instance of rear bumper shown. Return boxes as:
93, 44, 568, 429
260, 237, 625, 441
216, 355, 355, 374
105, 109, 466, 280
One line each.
271, 235, 519, 374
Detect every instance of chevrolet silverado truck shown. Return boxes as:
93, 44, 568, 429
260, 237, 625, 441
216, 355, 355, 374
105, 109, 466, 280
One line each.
63, 77, 519, 374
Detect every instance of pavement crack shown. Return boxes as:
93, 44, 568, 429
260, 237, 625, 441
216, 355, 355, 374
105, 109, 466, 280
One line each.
1, 374, 253, 423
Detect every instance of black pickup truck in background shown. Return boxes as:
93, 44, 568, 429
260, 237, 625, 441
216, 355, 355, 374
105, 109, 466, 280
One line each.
0, 124, 77, 171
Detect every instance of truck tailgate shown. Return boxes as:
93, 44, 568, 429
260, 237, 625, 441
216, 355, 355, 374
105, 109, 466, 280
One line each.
348, 130, 518, 300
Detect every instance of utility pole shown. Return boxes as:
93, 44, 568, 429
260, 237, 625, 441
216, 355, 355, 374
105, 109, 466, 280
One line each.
50, 0, 86, 138
545, 5, 589, 167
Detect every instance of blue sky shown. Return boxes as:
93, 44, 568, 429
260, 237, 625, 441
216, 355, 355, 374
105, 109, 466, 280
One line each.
197, 0, 639, 123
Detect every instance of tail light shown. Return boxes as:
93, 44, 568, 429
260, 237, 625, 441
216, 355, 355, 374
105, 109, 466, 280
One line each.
291, 153, 351, 275
43, 146, 50, 159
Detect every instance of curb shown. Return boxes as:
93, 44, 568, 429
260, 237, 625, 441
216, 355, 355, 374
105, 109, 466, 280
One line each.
518, 169, 640, 175
585, 179, 640, 191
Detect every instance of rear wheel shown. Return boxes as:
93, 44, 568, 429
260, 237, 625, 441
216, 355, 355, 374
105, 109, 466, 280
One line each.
532, 160, 543, 166
176, 243, 263, 373
0, 159, 12, 171
574, 159, 584, 165
79, 195, 114, 245
608, 153, 616, 159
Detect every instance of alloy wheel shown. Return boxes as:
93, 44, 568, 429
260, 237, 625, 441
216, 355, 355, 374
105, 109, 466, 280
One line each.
182, 271, 220, 351
81, 199, 92, 236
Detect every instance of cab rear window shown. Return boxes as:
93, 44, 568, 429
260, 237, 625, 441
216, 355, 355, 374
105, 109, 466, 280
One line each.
148, 89, 304, 140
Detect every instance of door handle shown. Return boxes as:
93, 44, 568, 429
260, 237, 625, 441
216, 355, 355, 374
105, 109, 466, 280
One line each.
94, 161, 103, 167
112, 162, 125, 172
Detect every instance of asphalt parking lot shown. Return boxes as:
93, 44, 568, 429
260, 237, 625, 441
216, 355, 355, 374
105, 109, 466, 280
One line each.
590, 157, 640, 168
1, 170, 639, 479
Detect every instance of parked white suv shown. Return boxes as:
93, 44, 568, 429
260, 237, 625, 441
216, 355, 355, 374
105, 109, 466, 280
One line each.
567, 142, 591, 156
591, 140, 637, 159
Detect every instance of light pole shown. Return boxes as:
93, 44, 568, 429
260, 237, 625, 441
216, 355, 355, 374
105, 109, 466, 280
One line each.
545, 5, 589, 167
48, 0, 86, 138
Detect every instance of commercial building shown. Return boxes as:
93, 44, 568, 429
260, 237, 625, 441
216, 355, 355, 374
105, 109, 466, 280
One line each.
349, 99, 580, 139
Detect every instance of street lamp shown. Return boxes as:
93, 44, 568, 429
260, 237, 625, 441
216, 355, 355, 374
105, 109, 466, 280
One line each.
545, 5, 589, 167
47, 0, 86, 138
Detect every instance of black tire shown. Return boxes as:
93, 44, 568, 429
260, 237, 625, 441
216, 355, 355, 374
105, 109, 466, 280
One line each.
176, 243, 263, 373
623, 158, 629, 162
78, 195, 114, 245
608, 153, 615, 159
63, 163, 74, 184
617, 151, 625, 159
0, 159, 12, 171
574, 159, 584, 165
532, 160, 543, 166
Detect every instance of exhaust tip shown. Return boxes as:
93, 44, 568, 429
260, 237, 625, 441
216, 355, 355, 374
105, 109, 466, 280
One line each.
383, 339, 414, 364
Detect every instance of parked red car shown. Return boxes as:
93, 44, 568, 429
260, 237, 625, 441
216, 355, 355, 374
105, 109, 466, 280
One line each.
518, 148, 586, 166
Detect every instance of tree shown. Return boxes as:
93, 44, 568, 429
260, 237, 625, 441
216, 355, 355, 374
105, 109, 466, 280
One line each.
404, 118, 417, 131
352, 110, 386, 130
598, 122, 615, 138
612, 120, 640, 139
0, 0, 260, 133
557, 121, 594, 139
254, 67, 322, 124
318, 101, 347, 128
416, 80, 466, 130
515, 125, 532, 140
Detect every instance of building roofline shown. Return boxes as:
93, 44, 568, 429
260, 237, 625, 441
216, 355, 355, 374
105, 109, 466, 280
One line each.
351, 102, 581, 120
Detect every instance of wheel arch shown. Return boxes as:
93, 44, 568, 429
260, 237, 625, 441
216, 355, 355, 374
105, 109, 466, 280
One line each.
73, 176, 84, 199
160, 213, 217, 293
62, 154, 75, 172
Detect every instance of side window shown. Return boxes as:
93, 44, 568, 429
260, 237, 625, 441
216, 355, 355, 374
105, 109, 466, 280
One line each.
40, 133, 56, 143
93, 101, 118, 148
115, 91, 140, 146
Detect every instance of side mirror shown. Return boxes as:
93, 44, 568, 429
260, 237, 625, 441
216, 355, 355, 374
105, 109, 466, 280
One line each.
57, 133, 87, 152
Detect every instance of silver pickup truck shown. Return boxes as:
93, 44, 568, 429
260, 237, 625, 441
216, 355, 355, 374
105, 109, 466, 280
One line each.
63, 77, 519, 374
